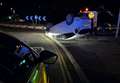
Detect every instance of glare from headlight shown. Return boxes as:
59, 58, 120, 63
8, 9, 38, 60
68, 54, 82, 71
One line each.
43, 27, 47, 30
46, 32, 60, 38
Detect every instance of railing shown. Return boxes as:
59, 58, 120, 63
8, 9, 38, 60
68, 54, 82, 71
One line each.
0, 23, 47, 30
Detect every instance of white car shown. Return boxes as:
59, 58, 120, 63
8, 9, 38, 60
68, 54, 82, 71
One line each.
47, 15, 92, 40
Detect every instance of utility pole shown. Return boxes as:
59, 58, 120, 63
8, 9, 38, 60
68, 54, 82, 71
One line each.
115, 9, 120, 39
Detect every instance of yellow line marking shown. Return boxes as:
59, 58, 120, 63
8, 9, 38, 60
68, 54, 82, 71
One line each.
39, 63, 47, 83
48, 35, 90, 83
41, 34, 68, 82
42, 34, 73, 83
43, 64, 47, 83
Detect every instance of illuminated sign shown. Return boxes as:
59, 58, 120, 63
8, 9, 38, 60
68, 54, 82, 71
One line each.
43, 16, 47, 21
88, 12, 95, 19
38, 16, 41, 21
30, 16, 33, 21
25, 16, 29, 20
25, 15, 47, 22
34, 15, 38, 20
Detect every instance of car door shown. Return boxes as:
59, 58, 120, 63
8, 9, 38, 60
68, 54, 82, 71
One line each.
0, 32, 47, 83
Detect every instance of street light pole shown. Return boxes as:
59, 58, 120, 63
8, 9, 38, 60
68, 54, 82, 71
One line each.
0, 2, 3, 6
10, 8, 13, 11
13, 10, 15, 14
115, 9, 120, 39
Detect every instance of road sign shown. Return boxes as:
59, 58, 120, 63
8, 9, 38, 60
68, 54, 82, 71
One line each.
43, 16, 47, 21
25, 16, 29, 20
25, 16, 47, 22
30, 16, 33, 21
38, 16, 41, 21
88, 11, 95, 19
34, 15, 38, 20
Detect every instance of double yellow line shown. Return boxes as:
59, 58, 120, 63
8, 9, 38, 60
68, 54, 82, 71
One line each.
40, 63, 47, 83
42, 34, 73, 83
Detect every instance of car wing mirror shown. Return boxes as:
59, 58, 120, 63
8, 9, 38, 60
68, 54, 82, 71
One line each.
38, 50, 58, 64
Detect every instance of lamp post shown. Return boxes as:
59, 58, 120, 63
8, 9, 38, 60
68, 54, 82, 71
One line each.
88, 11, 95, 35
34, 15, 38, 24
10, 8, 13, 11
115, 9, 120, 39
13, 10, 15, 14
10, 8, 16, 22
0, 2, 3, 6
10, 8, 16, 14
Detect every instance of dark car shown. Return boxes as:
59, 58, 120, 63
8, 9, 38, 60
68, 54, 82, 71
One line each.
0, 32, 58, 83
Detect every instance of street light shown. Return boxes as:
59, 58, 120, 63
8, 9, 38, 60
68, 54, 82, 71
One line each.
10, 8, 13, 11
13, 10, 15, 14
0, 2, 3, 6
10, 8, 16, 14
115, 9, 120, 39
85, 8, 89, 11
8, 16, 12, 20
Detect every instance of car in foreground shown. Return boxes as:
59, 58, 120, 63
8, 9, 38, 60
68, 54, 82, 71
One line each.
0, 32, 58, 83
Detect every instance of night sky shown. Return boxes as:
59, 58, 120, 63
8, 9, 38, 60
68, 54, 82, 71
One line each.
1, 0, 120, 15
0, 0, 120, 23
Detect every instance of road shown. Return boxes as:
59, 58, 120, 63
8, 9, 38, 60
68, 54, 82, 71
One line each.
2, 26, 120, 83
59, 37, 120, 83
0, 28, 86, 83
